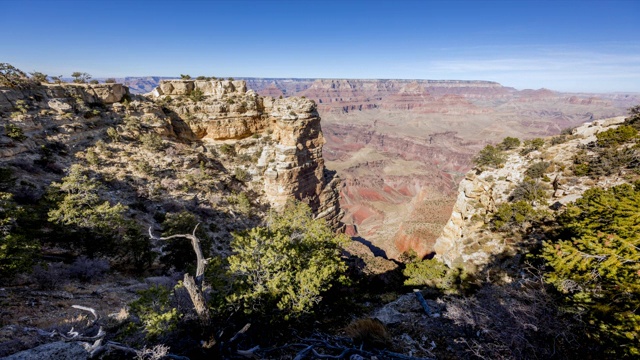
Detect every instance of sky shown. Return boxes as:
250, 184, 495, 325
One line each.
2, 0, 639, 92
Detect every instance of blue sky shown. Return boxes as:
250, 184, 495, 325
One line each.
2, 0, 639, 92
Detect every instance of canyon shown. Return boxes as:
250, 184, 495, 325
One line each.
246, 78, 640, 259
126, 76, 640, 259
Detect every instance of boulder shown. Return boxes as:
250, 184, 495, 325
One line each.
3, 341, 88, 360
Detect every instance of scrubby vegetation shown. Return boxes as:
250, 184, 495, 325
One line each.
542, 183, 640, 356
571, 113, 640, 177
497, 136, 520, 150
0, 192, 39, 278
520, 137, 545, 155
403, 258, 466, 293
227, 201, 349, 319
0, 63, 34, 87
2, 62, 638, 359
473, 144, 505, 168
402, 107, 640, 358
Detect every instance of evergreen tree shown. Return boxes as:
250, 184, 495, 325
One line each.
48, 165, 127, 255
227, 201, 348, 319
0, 192, 39, 280
473, 145, 505, 168
498, 136, 521, 150
542, 183, 640, 356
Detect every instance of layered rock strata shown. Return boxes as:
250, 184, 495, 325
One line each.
149, 79, 343, 227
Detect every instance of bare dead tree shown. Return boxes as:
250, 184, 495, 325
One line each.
149, 224, 211, 323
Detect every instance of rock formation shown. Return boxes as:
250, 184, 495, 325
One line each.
46, 76, 640, 259
434, 116, 628, 271
0, 83, 129, 112
0, 78, 342, 234
149, 79, 343, 227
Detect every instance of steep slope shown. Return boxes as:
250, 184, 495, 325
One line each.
120, 76, 640, 259
434, 116, 630, 271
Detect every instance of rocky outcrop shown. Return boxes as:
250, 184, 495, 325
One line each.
3, 341, 88, 360
149, 79, 344, 228
0, 83, 136, 160
0, 83, 129, 112
433, 116, 628, 271
152, 79, 247, 97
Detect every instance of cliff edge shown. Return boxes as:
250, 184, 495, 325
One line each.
434, 116, 629, 271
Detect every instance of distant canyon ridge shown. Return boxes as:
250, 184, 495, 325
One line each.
122, 76, 640, 259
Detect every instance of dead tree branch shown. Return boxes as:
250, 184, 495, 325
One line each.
149, 224, 211, 323
413, 290, 432, 316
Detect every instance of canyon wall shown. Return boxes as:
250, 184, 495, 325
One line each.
128, 76, 640, 260
434, 117, 628, 271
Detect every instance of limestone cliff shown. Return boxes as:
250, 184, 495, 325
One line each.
434, 116, 628, 271
149, 79, 343, 227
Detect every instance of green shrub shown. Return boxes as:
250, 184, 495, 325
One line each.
525, 161, 551, 179
135, 160, 153, 175
550, 134, 569, 145
227, 201, 348, 319
596, 125, 637, 147
498, 136, 521, 150
403, 258, 465, 293
623, 105, 640, 130
572, 163, 590, 176
106, 127, 120, 142
492, 200, 540, 231
575, 146, 637, 177
83, 109, 101, 119
5, 124, 26, 141
159, 211, 211, 272
120, 222, 157, 272
140, 132, 164, 151
510, 178, 549, 203
47, 165, 128, 256
219, 143, 235, 156
234, 167, 249, 182
29, 71, 48, 83
542, 183, 640, 356
189, 88, 204, 102
85, 148, 100, 165
520, 138, 545, 155
14, 100, 28, 114
473, 145, 506, 168
0, 192, 39, 280
71, 72, 91, 84
228, 192, 251, 214
0, 63, 32, 87
560, 127, 575, 135
129, 285, 180, 339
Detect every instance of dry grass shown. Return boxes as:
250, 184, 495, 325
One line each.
344, 318, 391, 348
